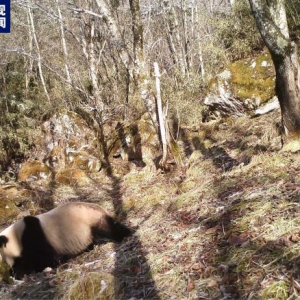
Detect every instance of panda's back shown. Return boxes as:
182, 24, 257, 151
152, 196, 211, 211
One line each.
37, 202, 107, 255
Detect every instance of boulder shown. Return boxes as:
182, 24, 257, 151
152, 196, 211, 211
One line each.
204, 51, 276, 120
17, 161, 51, 181
55, 168, 91, 187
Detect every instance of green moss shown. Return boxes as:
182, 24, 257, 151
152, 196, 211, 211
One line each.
170, 141, 183, 165
261, 280, 289, 300
0, 262, 12, 284
178, 180, 197, 193
228, 51, 275, 103
0, 186, 29, 221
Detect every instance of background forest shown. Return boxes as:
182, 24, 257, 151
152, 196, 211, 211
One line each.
1, 0, 300, 170
2, 0, 300, 299
0, 0, 300, 167
0, 0, 273, 168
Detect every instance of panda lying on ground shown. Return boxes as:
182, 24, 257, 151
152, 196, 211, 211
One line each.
0, 202, 132, 278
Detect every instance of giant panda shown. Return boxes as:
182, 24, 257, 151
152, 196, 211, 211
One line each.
0, 202, 132, 278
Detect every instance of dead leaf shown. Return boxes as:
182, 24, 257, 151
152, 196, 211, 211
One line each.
130, 265, 141, 275
180, 243, 188, 251
207, 279, 218, 288
290, 233, 300, 242
204, 266, 217, 276
187, 280, 195, 291
206, 225, 221, 234
228, 232, 248, 246
192, 262, 204, 271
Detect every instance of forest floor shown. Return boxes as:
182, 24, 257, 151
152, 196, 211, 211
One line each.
1, 110, 300, 299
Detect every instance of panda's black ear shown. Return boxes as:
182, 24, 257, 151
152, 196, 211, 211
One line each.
0, 236, 8, 247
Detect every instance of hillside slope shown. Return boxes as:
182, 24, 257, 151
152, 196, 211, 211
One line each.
1, 111, 300, 299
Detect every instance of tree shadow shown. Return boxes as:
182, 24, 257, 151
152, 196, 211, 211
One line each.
203, 145, 240, 172
99, 123, 160, 299
169, 114, 248, 172
195, 183, 300, 299
18, 182, 55, 211
115, 122, 144, 165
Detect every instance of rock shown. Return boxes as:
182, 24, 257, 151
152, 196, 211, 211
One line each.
17, 161, 51, 182
55, 168, 91, 186
204, 69, 253, 119
66, 150, 101, 172
41, 110, 100, 169
281, 140, 300, 153
203, 52, 275, 120
253, 96, 279, 116
0, 185, 32, 222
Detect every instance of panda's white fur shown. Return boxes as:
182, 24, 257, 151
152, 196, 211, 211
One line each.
0, 202, 131, 277
0, 220, 25, 268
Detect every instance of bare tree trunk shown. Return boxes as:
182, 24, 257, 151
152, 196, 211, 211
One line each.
25, 10, 34, 97
154, 62, 168, 168
87, 18, 103, 109
28, 6, 50, 102
181, 0, 190, 76
199, 45, 205, 78
163, 1, 179, 68
94, 0, 130, 70
162, 0, 186, 75
76, 0, 156, 121
249, 0, 300, 146
129, 0, 156, 121
194, 4, 205, 78
75, 7, 107, 110
56, 0, 72, 85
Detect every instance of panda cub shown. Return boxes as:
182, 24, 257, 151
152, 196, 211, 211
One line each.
0, 202, 131, 278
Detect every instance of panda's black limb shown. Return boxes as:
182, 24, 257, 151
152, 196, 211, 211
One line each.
0, 236, 8, 247
13, 216, 58, 278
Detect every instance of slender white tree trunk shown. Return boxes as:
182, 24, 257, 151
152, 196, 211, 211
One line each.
28, 6, 50, 102
56, 0, 72, 85
194, 5, 205, 78
94, 0, 131, 70
129, 0, 156, 121
162, 0, 186, 75
25, 10, 34, 97
88, 18, 103, 108
154, 62, 168, 168
199, 45, 205, 78
181, 0, 190, 76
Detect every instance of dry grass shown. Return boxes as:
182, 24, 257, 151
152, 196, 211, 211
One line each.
2, 110, 300, 299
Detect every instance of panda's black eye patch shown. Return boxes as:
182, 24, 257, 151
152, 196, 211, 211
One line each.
0, 236, 8, 247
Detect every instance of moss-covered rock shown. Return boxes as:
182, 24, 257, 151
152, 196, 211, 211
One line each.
55, 168, 91, 187
204, 51, 276, 120
229, 52, 274, 102
0, 184, 33, 231
0, 261, 12, 284
41, 110, 100, 167
17, 161, 51, 182
67, 150, 101, 172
